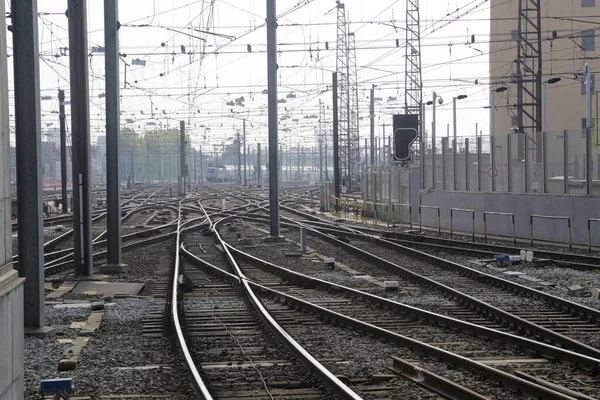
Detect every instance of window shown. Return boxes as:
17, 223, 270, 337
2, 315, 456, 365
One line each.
511, 29, 519, 41
581, 74, 596, 94
582, 0, 596, 7
582, 30, 595, 51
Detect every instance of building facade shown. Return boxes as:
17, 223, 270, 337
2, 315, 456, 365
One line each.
0, 0, 25, 397
490, 0, 600, 186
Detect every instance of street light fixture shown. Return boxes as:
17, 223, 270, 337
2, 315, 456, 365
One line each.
490, 86, 508, 137
542, 77, 562, 133
452, 94, 468, 139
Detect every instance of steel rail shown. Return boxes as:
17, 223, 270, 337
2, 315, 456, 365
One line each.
224, 242, 600, 372
305, 227, 600, 360
201, 204, 363, 400
278, 207, 600, 325
170, 202, 214, 400
234, 209, 600, 361
248, 282, 575, 400
280, 205, 600, 268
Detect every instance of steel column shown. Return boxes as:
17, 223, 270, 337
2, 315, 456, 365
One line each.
477, 137, 482, 191
257, 143, 262, 186
266, 0, 280, 236
564, 130, 569, 194
465, 138, 469, 191
524, 133, 530, 192
507, 134, 513, 192
243, 119, 247, 186
104, 0, 123, 267
12, 0, 45, 327
59, 90, 68, 213
68, 0, 93, 277
491, 135, 496, 191
333, 73, 341, 199
542, 132, 548, 193
179, 121, 186, 196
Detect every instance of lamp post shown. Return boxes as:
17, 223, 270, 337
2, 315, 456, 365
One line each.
452, 94, 468, 140
452, 94, 468, 190
542, 77, 562, 134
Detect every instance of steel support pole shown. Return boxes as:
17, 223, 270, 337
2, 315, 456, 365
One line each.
507, 134, 513, 192
564, 130, 569, 194
257, 143, 262, 186
12, 0, 46, 328
465, 138, 470, 191
477, 137, 482, 191
491, 135, 496, 192
199, 146, 203, 183
266, 0, 280, 236
68, 0, 93, 277
243, 119, 247, 186
586, 63, 593, 194
59, 90, 68, 213
333, 73, 341, 199
370, 85, 375, 165
104, 0, 123, 267
442, 138, 448, 190
179, 121, 186, 196
432, 92, 437, 189
524, 134, 530, 193
542, 132, 548, 193
325, 140, 329, 181
452, 138, 457, 190
236, 128, 242, 185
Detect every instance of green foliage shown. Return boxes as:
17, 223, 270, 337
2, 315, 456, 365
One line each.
120, 128, 196, 183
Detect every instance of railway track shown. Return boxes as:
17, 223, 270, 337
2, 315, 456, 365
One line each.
206, 212, 600, 399
166, 202, 361, 399
282, 204, 600, 269
239, 210, 600, 358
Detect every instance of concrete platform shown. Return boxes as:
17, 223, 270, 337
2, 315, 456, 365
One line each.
71, 281, 144, 297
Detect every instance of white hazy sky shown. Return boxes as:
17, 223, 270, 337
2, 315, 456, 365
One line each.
7, 0, 492, 151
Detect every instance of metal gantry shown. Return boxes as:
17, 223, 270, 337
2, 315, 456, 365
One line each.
335, 2, 359, 191
516, 0, 542, 160
404, 0, 423, 119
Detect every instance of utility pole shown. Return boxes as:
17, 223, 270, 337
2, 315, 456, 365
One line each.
257, 143, 262, 187
332, 72, 341, 199
370, 85, 375, 165
101, 0, 126, 273
297, 145, 301, 182
266, 0, 280, 237
325, 139, 329, 181
586, 62, 593, 194
68, 0, 93, 277
243, 118, 247, 186
12, 0, 51, 333
199, 146, 203, 183
179, 121, 186, 196
236, 127, 242, 185
59, 90, 68, 213
131, 150, 134, 185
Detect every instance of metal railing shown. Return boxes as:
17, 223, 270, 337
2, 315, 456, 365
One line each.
419, 205, 441, 236
450, 208, 475, 241
483, 212, 516, 245
530, 215, 572, 251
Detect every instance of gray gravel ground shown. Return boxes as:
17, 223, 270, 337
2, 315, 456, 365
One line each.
24, 304, 92, 399
434, 251, 600, 309
262, 298, 519, 400
73, 298, 192, 398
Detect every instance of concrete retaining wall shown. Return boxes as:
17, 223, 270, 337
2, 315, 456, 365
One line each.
419, 190, 600, 246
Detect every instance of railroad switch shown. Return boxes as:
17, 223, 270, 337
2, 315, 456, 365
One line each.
384, 281, 400, 291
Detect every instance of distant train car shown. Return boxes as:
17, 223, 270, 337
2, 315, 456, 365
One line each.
207, 166, 230, 182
